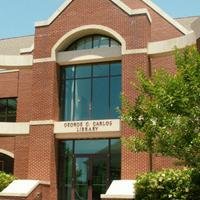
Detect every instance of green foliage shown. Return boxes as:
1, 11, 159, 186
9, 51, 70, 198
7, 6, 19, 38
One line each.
135, 168, 200, 200
121, 47, 200, 168
0, 171, 15, 191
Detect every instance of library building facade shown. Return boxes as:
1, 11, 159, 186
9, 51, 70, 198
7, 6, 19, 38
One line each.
0, 0, 199, 199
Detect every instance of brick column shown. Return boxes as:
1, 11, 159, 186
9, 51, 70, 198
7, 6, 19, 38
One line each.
27, 61, 59, 197
121, 53, 150, 179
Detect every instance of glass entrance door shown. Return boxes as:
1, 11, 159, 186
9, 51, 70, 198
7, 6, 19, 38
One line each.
74, 154, 108, 200
58, 139, 121, 200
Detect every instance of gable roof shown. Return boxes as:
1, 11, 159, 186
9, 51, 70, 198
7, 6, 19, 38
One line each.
35, 0, 152, 27
35, 0, 190, 35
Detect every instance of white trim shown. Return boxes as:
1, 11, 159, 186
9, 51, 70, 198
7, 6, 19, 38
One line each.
40, 181, 50, 185
148, 31, 196, 55
35, 0, 151, 27
33, 57, 54, 63
30, 120, 54, 125
54, 119, 120, 134
20, 44, 34, 54
0, 180, 40, 197
32, 47, 148, 64
110, 0, 152, 22
141, 0, 191, 35
0, 69, 19, 74
101, 180, 136, 199
0, 149, 14, 158
33, 47, 148, 64
123, 48, 147, 55
0, 122, 30, 135
57, 46, 122, 65
0, 55, 33, 67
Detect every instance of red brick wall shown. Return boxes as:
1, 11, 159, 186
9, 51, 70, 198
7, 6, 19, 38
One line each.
0, 137, 15, 154
31, 62, 59, 120
16, 69, 32, 122
122, 0, 183, 41
28, 125, 55, 182
14, 136, 29, 179
121, 52, 179, 179
150, 53, 177, 74
121, 53, 150, 179
0, 72, 18, 98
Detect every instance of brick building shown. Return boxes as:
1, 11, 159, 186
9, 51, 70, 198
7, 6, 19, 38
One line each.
0, 0, 199, 199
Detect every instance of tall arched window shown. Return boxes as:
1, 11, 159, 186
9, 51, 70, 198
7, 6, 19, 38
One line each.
60, 35, 121, 121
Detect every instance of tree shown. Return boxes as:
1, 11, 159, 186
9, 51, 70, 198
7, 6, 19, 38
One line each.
121, 47, 200, 169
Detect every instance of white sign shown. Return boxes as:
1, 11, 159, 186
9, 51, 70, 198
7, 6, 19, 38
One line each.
54, 119, 120, 133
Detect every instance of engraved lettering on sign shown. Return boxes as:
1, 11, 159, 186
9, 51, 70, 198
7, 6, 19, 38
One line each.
63, 120, 113, 132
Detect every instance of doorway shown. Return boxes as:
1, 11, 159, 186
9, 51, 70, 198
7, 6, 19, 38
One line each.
74, 154, 108, 200
58, 139, 121, 200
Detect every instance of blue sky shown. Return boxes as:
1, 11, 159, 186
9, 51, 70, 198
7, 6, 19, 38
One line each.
0, 0, 199, 39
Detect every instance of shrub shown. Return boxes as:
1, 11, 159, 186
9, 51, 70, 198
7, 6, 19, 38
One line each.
135, 168, 200, 200
0, 171, 15, 192
188, 169, 200, 200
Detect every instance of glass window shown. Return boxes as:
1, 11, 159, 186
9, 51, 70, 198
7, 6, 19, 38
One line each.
93, 63, 109, 77
92, 78, 109, 119
65, 66, 75, 79
110, 62, 121, 76
110, 39, 120, 47
75, 139, 109, 154
65, 35, 120, 51
110, 77, 121, 118
0, 99, 6, 122
0, 98, 17, 122
111, 139, 121, 154
64, 141, 73, 154
76, 65, 91, 78
76, 36, 92, 50
60, 62, 121, 121
74, 79, 91, 120
93, 35, 109, 48
64, 80, 75, 121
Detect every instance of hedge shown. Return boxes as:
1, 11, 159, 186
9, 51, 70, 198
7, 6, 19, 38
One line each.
0, 171, 15, 192
135, 168, 200, 200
